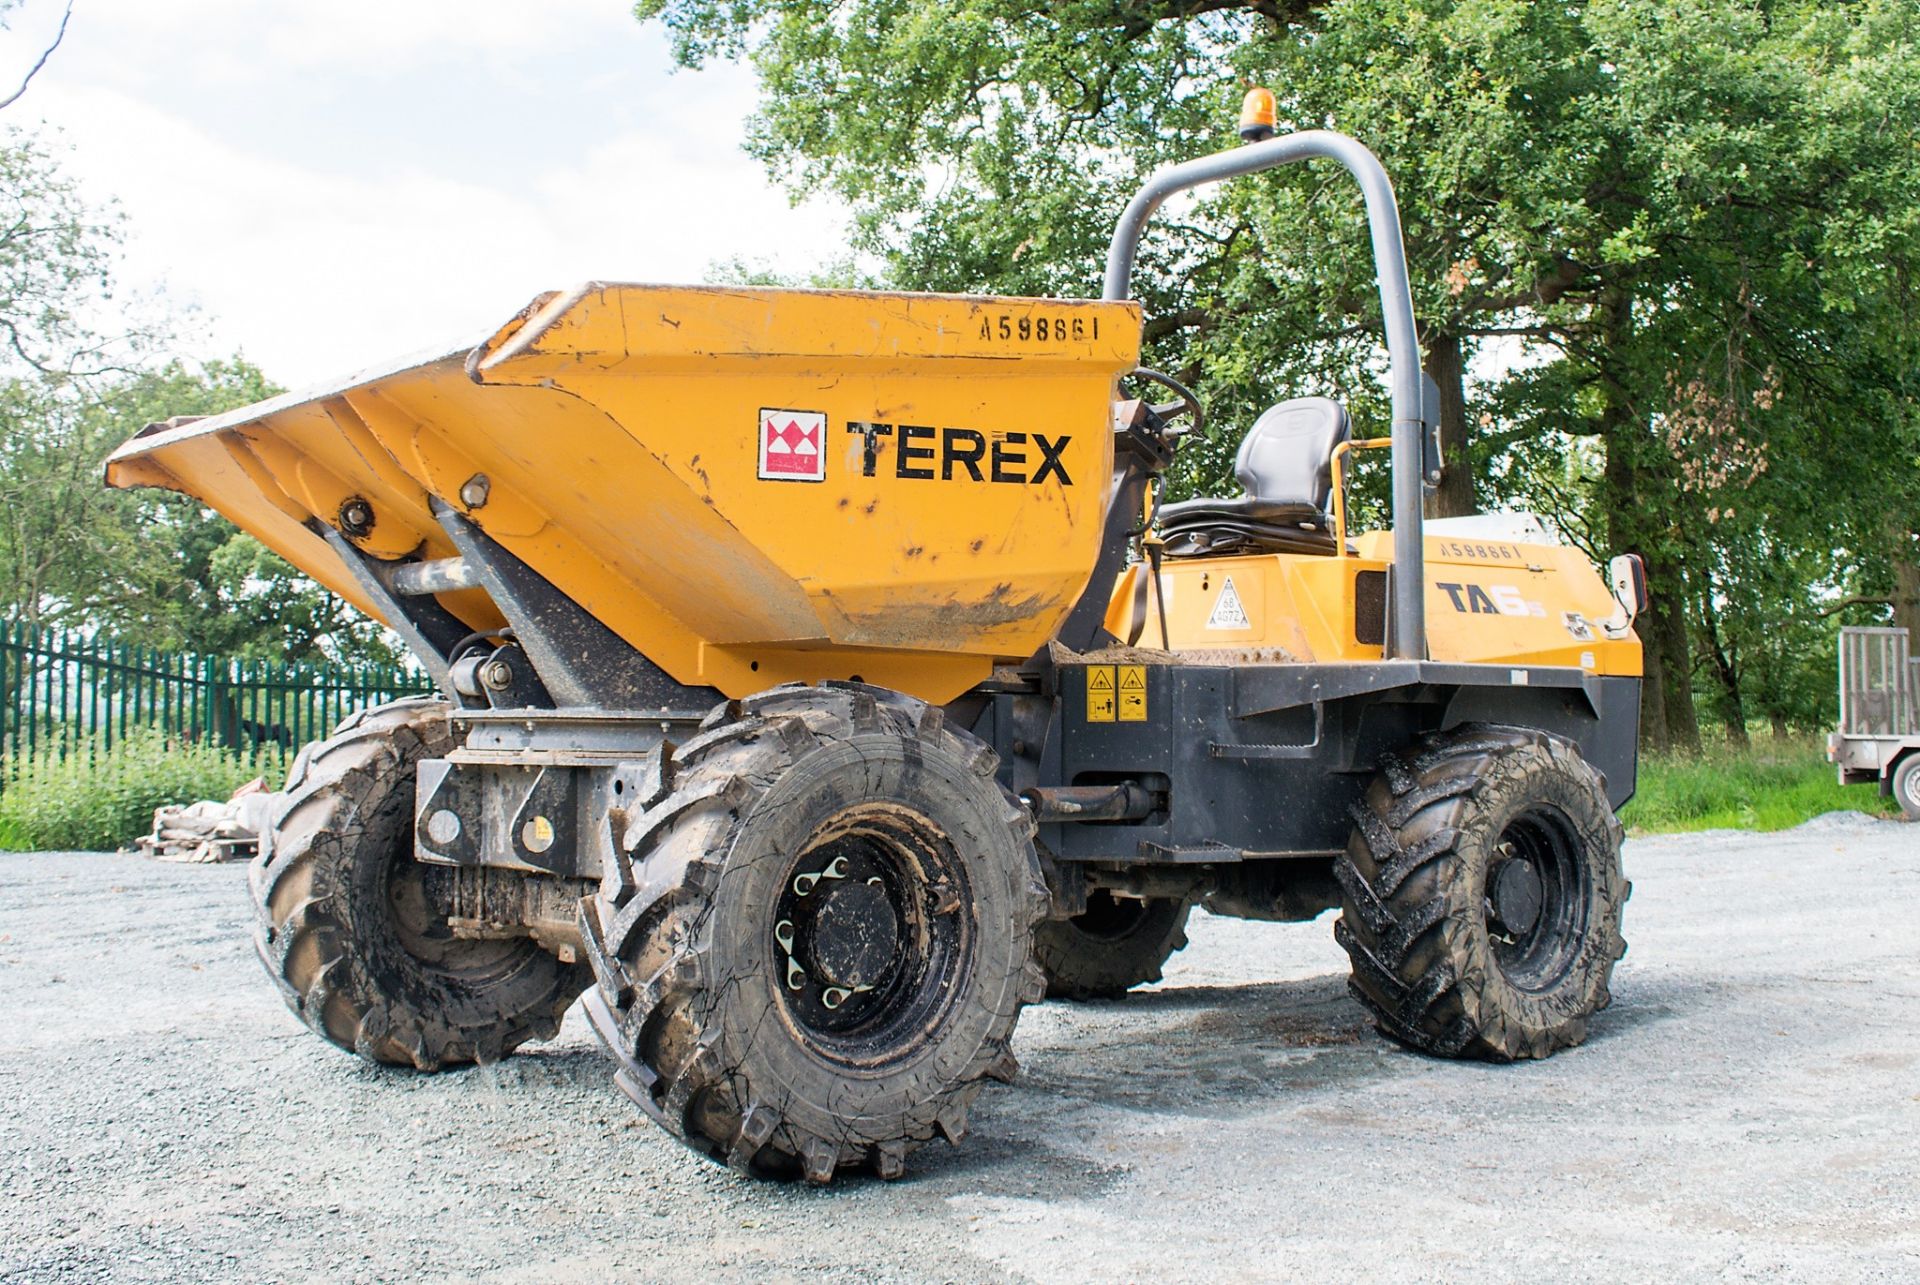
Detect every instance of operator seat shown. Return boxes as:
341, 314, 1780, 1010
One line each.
1158, 396, 1350, 557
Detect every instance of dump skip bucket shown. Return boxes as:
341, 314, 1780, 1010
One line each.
107, 284, 1141, 702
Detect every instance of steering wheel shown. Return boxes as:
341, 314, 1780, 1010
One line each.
1124, 367, 1204, 439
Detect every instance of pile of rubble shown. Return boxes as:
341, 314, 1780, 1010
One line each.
132, 778, 276, 863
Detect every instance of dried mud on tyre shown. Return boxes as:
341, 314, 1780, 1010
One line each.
579, 683, 1050, 1183
1334, 724, 1629, 1062
251, 699, 588, 1069
1034, 892, 1191, 1000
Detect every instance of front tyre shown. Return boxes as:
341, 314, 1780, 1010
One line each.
1334, 724, 1628, 1061
251, 699, 589, 1069
578, 684, 1049, 1183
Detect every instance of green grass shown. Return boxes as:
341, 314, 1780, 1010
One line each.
0, 728, 286, 852
1622, 736, 1902, 834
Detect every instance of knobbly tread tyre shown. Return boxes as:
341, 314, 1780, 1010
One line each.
578, 682, 1049, 1183
1035, 894, 1191, 1000
1333, 723, 1628, 1062
251, 698, 588, 1070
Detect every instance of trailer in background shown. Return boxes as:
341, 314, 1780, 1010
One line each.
1829, 625, 1920, 819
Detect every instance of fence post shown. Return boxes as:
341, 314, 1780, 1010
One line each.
205, 655, 233, 751
25, 623, 38, 763
0, 620, 12, 762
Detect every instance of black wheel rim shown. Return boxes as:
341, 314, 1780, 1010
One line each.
771, 805, 972, 1067
378, 791, 522, 979
1484, 804, 1590, 992
1071, 889, 1153, 942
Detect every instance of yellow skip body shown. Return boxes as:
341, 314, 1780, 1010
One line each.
106, 284, 1140, 702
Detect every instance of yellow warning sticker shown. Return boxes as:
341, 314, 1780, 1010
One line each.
1118, 665, 1147, 721
1086, 665, 1115, 722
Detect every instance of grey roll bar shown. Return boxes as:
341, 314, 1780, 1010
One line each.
1103, 129, 1428, 661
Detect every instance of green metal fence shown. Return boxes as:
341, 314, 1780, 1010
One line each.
0, 621, 432, 776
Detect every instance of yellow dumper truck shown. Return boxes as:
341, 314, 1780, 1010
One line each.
107, 109, 1644, 1182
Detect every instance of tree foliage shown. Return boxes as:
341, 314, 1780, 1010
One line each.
0, 123, 399, 667
644, 0, 1920, 747
0, 129, 113, 374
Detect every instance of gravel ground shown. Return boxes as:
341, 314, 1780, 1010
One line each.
2, 814, 1917, 1283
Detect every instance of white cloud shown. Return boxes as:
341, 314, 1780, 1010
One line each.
28, 0, 634, 81
5, 0, 850, 386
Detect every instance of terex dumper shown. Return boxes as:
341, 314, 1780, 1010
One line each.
106, 108, 1645, 1183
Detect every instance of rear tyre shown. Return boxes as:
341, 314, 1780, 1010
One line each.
1333, 724, 1628, 1061
1893, 754, 1920, 821
1035, 892, 1191, 999
251, 699, 589, 1069
578, 683, 1049, 1183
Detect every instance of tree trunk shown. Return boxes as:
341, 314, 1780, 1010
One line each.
1640, 557, 1701, 753
1606, 438, 1674, 751
1592, 285, 1699, 755
1890, 519, 1920, 644
1697, 593, 1748, 749
1598, 377, 1700, 749
1421, 331, 1476, 519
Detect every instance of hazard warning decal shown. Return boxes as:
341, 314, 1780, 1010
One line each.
1086, 664, 1148, 723
758, 409, 827, 482
1117, 665, 1147, 721
1086, 666, 1116, 722
1205, 576, 1251, 630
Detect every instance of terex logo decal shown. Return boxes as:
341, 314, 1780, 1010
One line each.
759, 409, 826, 482
846, 422, 1071, 486
1437, 582, 1546, 618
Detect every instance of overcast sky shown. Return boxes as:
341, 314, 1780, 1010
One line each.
3, 0, 850, 388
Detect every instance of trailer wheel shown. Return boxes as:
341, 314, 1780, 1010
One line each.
1893, 754, 1920, 821
1035, 892, 1191, 999
251, 699, 589, 1069
577, 683, 1048, 1183
1333, 724, 1628, 1061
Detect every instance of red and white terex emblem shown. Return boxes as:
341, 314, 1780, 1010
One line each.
758, 409, 827, 482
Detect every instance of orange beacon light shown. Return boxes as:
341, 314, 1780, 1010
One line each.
1238, 87, 1277, 142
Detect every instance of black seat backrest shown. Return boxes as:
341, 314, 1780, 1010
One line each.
1234, 396, 1351, 512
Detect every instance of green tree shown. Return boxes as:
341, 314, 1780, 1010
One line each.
0, 123, 400, 666
0, 356, 400, 665
642, 0, 1920, 751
